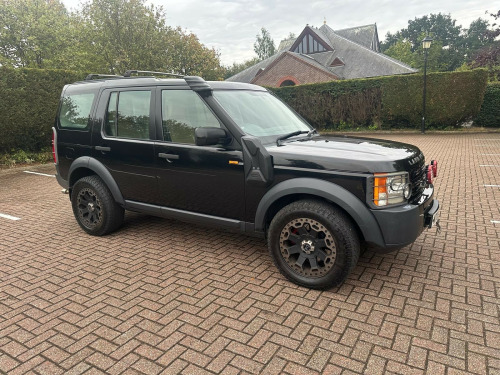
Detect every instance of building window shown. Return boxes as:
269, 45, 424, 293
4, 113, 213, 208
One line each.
293, 32, 328, 54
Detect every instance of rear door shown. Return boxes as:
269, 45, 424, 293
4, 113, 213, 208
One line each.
154, 88, 245, 220
91, 87, 158, 204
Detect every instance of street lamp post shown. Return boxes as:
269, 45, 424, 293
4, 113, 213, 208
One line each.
421, 36, 433, 134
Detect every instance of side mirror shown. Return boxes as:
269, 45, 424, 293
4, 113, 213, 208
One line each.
195, 127, 230, 146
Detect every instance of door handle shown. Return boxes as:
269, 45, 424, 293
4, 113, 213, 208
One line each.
158, 153, 179, 162
95, 146, 111, 152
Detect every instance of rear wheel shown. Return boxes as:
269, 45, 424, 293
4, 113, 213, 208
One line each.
268, 200, 359, 289
71, 175, 124, 236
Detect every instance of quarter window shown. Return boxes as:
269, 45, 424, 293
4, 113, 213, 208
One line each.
59, 93, 95, 129
105, 91, 151, 139
162, 90, 220, 144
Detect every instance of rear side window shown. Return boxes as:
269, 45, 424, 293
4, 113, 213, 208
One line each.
105, 91, 151, 139
59, 93, 95, 129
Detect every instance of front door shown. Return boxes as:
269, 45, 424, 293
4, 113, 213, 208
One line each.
154, 88, 245, 220
92, 88, 158, 204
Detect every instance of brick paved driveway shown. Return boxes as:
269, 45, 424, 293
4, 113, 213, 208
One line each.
0, 133, 499, 375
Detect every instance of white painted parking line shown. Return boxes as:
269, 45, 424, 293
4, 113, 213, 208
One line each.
23, 171, 55, 177
0, 213, 21, 221
484, 185, 500, 188
479, 165, 500, 167
492, 221, 500, 224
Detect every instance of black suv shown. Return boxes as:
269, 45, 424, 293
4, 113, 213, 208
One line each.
53, 71, 439, 289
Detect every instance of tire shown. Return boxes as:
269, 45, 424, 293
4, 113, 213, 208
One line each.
71, 175, 124, 236
268, 199, 360, 289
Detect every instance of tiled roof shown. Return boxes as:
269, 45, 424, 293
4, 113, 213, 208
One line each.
227, 22, 417, 83
318, 24, 416, 79
334, 24, 380, 51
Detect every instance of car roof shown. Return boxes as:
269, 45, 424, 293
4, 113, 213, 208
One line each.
67, 77, 267, 91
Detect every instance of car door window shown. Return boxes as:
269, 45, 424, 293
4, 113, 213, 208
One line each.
162, 90, 220, 144
105, 91, 151, 139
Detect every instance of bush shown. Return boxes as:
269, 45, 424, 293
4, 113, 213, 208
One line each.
476, 83, 500, 127
0, 67, 82, 153
271, 70, 488, 130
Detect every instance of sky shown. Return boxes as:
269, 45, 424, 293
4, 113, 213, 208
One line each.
61, 0, 498, 66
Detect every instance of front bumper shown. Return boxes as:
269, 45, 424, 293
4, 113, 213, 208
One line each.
370, 186, 438, 249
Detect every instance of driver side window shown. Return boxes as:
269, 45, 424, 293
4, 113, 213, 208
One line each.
161, 90, 220, 144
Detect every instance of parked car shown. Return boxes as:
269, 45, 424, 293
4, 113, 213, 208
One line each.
53, 71, 440, 289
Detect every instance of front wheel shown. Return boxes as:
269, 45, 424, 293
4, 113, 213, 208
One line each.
268, 200, 360, 289
71, 175, 124, 236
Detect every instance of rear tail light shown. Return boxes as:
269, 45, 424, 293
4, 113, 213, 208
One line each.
431, 160, 438, 177
52, 127, 58, 165
426, 165, 433, 184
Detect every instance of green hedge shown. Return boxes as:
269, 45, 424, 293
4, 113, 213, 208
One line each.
0, 68, 493, 155
271, 70, 488, 130
0, 68, 82, 153
476, 83, 500, 127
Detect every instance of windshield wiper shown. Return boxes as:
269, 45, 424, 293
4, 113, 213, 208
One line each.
276, 130, 308, 146
307, 128, 318, 137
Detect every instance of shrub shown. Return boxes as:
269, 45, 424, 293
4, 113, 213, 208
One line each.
271, 70, 488, 130
0, 67, 82, 153
476, 83, 500, 127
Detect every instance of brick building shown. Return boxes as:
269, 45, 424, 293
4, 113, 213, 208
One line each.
227, 22, 417, 87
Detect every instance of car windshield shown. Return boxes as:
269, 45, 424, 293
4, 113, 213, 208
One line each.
213, 90, 311, 137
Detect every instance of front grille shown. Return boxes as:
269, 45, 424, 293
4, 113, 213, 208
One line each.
409, 159, 426, 204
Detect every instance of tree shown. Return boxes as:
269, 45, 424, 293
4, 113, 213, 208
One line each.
382, 12, 499, 72
463, 18, 494, 54
77, 0, 171, 74
384, 36, 446, 71
384, 40, 416, 67
382, 13, 462, 52
0, 0, 73, 68
224, 57, 260, 79
165, 27, 224, 80
470, 10, 500, 81
254, 27, 275, 60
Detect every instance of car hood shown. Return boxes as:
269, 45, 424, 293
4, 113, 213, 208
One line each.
266, 135, 423, 173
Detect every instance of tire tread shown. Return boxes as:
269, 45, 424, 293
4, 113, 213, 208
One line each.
268, 199, 359, 289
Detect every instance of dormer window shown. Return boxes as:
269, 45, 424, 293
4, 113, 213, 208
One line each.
330, 58, 345, 67
290, 27, 333, 55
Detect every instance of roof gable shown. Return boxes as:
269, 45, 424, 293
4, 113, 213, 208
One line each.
250, 51, 338, 84
289, 26, 333, 54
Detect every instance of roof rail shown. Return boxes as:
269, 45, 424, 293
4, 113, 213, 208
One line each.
85, 74, 122, 81
123, 70, 184, 78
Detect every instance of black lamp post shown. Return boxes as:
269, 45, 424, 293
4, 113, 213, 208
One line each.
421, 36, 433, 134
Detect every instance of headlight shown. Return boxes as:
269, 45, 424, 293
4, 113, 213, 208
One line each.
373, 172, 411, 207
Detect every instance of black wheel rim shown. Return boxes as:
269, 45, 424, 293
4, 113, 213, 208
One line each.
76, 188, 103, 228
279, 217, 336, 278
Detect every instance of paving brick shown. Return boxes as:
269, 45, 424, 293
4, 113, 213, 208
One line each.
1, 133, 499, 374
